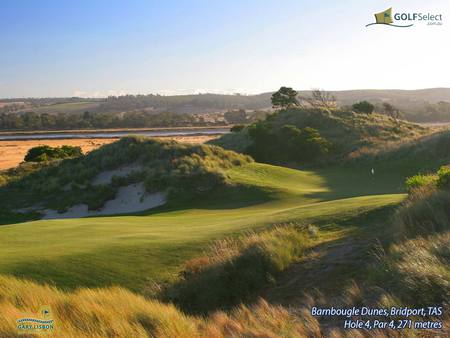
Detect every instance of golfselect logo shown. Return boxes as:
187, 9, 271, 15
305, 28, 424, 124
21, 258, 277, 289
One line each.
366, 7, 443, 28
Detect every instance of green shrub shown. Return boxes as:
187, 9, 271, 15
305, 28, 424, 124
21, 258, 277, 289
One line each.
352, 101, 375, 114
246, 122, 330, 164
164, 225, 315, 314
404, 166, 450, 192
405, 174, 437, 192
24, 145, 82, 162
437, 166, 450, 189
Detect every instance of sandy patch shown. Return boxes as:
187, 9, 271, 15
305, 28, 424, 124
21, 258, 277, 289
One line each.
42, 183, 166, 219
0, 135, 217, 171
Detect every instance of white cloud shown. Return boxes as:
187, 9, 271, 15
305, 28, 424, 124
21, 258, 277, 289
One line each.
156, 88, 257, 96
71, 88, 257, 98
72, 90, 128, 98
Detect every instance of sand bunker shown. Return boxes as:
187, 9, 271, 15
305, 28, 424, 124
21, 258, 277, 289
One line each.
42, 183, 166, 219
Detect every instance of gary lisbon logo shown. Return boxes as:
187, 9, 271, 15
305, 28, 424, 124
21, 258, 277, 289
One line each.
366, 7, 443, 28
17, 305, 54, 335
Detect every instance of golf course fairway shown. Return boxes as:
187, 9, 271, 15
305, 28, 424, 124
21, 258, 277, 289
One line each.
0, 162, 408, 291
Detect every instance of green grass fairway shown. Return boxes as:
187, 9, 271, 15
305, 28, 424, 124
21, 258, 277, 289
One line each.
0, 162, 409, 291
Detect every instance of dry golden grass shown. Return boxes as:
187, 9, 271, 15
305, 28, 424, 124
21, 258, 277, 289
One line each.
2, 275, 437, 338
0, 275, 310, 338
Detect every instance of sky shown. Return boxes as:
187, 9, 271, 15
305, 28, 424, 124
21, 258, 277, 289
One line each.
1, 0, 449, 98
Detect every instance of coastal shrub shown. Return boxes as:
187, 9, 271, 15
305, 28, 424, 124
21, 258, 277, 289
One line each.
24, 145, 82, 162
437, 166, 450, 189
352, 100, 375, 114
405, 174, 437, 192
405, 166, 450, 193
246, 122, 330, 164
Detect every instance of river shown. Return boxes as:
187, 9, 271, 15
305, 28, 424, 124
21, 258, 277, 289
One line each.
0, 127, 230, 141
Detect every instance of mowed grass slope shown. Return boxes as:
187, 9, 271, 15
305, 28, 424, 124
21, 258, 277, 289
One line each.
0, 161, 406, 292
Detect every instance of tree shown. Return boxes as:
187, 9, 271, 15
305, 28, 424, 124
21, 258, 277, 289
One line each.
301, 89, 336, 109
382, 102, 400, 120
271, 87, 299, 109
352, 101, 374, 114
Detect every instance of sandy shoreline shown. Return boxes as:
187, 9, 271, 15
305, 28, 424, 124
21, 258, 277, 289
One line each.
0, 135, 218, 171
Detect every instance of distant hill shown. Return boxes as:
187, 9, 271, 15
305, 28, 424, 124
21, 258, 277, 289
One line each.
323, 88, 450, 105
2, 88, 450, 122
297, 88, 450, 122
324, 88, 450, 122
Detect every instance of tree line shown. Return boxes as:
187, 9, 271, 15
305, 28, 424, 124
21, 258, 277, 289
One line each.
0, 111, 219, 131
96, 93, 269, 113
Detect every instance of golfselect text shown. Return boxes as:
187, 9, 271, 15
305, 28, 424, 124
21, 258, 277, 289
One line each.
394, 12, 443, 21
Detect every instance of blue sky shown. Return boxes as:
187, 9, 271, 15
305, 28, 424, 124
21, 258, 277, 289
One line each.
1, 0, 449, 97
